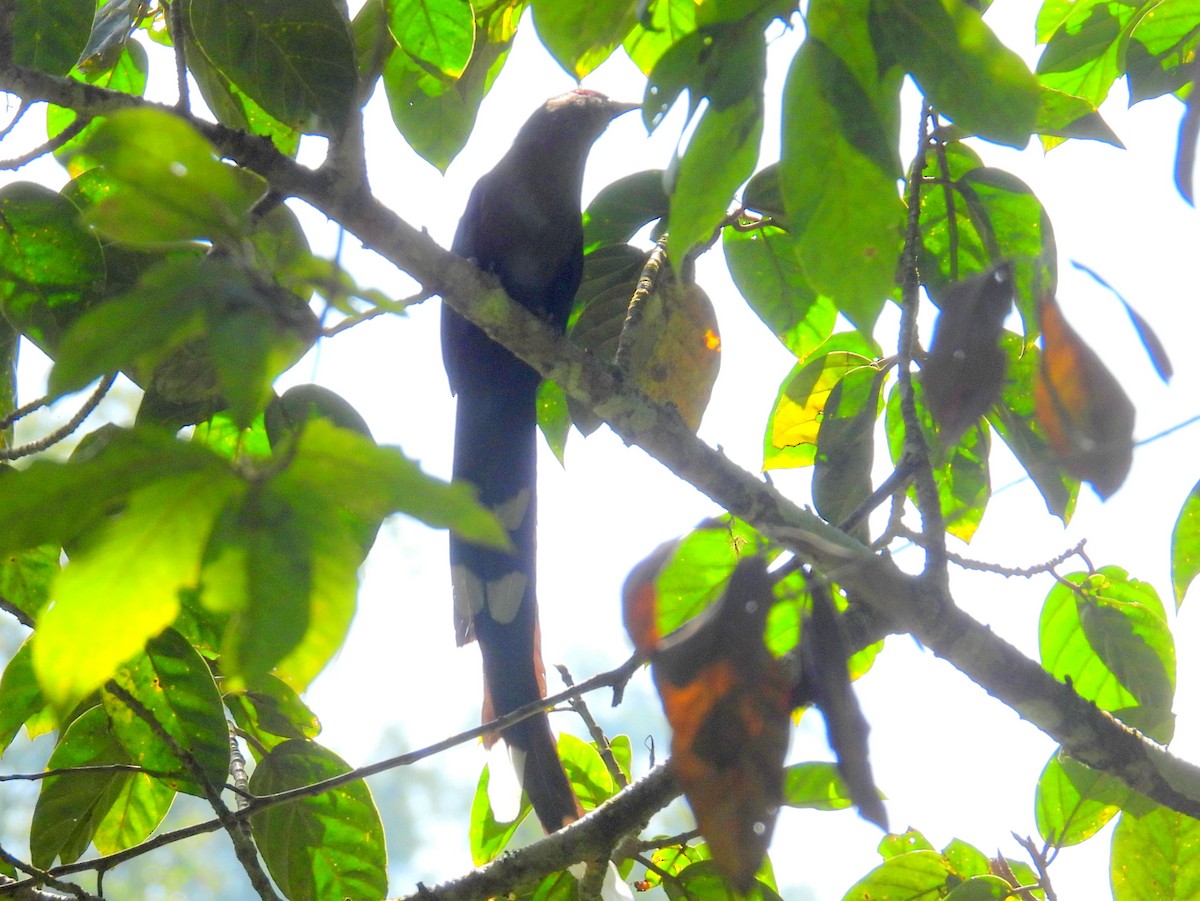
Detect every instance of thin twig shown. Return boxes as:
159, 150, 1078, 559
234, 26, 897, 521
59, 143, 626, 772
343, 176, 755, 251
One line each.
0, 847, 96, 901
0, 375, 115, 461
896, 102, 948, 585
614, 236, 669, 373
554, 664, 627, 789
0, 117, 88, 171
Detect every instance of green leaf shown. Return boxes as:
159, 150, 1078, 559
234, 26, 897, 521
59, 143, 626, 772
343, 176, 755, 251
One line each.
652, 517, 771, 637
666, 860, 782, 900
1035, 86, 1123, 148
536, 378, 571, 465
623, 0, 699, 75
101, 628, 230, 797
940, 839, 990, 879
885, 381, 991, 543
186, 35, 301, 157
383, 19, 511, 171
724, 223, 837, 360
1125, 0, 1200, 102
12, 0, 93, 75
583, 170, 669, 253
469, 762, 530, 865
561, 733, 620, 810
82, 108, 264, 247
1112, 806, 1200, 900
34, 468, 242, 711
763, 338, 878, 470
871, 0, 1040, 147
249, 740, 388, 901
186, 0, 358, 135
0, 426, 225, 556
943, 876, 1015, 900
782, 761, 855, 811
76, 0, 142, 70
531, 0, 638, 78
813, 366, 884, 537
839, 849, 951, 900
226, 673, 322, 754
1039, 567, 1175, 714
388, 0, 475, 78
780, 28, 903, 331
0, 542, 59, 623
1036, 0, 1142, 107
30, 706, 160, 867
275, 419, 508, 549
1035, 752, 1130, 847
48, 43, 151, 173
879, 829, 935, 859
0, 640, 46, 752
0, 182, 107, 352
1171, 476, 1200, 608
669, 93, 764, 264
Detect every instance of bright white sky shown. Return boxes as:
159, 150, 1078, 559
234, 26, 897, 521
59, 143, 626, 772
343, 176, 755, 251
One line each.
5, 1, 1200, 898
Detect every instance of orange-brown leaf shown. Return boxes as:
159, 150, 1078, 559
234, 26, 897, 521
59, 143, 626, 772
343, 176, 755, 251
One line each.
1036, 295, 1135, 498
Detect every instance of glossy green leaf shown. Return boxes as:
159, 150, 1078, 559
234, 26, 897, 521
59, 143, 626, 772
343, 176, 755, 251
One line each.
0, 182, 107, 353
839, 849, 951, 900
101, 628, 229, 796
813, 366, 883, 536
1035, 752, 1133, 847
1035, 86, 1123, 148
940, 839, 990, 879
623, 0, 699, 75
1171, 477, 1200, 608
669, 93, 764, 264
532, 0, 638, 78
583, 170, 669, 253
871, 0, 1040, 147
885, 381, 991, 543
1040, 567, 1175, 714
82, 108, 263, 246
1112, 806, 1200, 900
388, 0, 475, 79
561, 732, 620, 809
943, 875, 1015, 900
1036, 0, 1142, 107
383, 26, 510, 171
34, 469, 242, 711
536, 378, 571, 465
0, 543, 59, 623
186, 35, 301, 157
30, 706, 162, 867
226, 673, 322, 754
48, 43, 151, 174
1125, 0, 1200, 102
469, 762, 530, 865
724, 223, 837, 360
186, 0, 358, 134
666, 860, 782, 901
0, 427, 227, 556
76, 0, 141, 70
651, 517, 771, 637
764, 338, 878, 470
12, 0, 93, 75
782, 761, 855, 811
274, 419, 508, 550
248, 740, 388, 901
879, 829, 935, 859
780, 20, 903, 332
0, 640, 46, 751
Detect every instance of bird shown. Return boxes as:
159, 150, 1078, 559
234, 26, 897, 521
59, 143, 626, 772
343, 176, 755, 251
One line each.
441, 89, 638, 832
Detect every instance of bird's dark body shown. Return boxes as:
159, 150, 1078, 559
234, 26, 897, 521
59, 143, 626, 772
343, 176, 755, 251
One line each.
442, 91, 636, 831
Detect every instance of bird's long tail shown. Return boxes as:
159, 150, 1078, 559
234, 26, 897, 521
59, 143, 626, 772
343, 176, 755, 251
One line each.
450, 384, 580, 832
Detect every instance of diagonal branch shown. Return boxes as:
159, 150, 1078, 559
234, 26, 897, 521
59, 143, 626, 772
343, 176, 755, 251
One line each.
4, 57, 1200, 853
